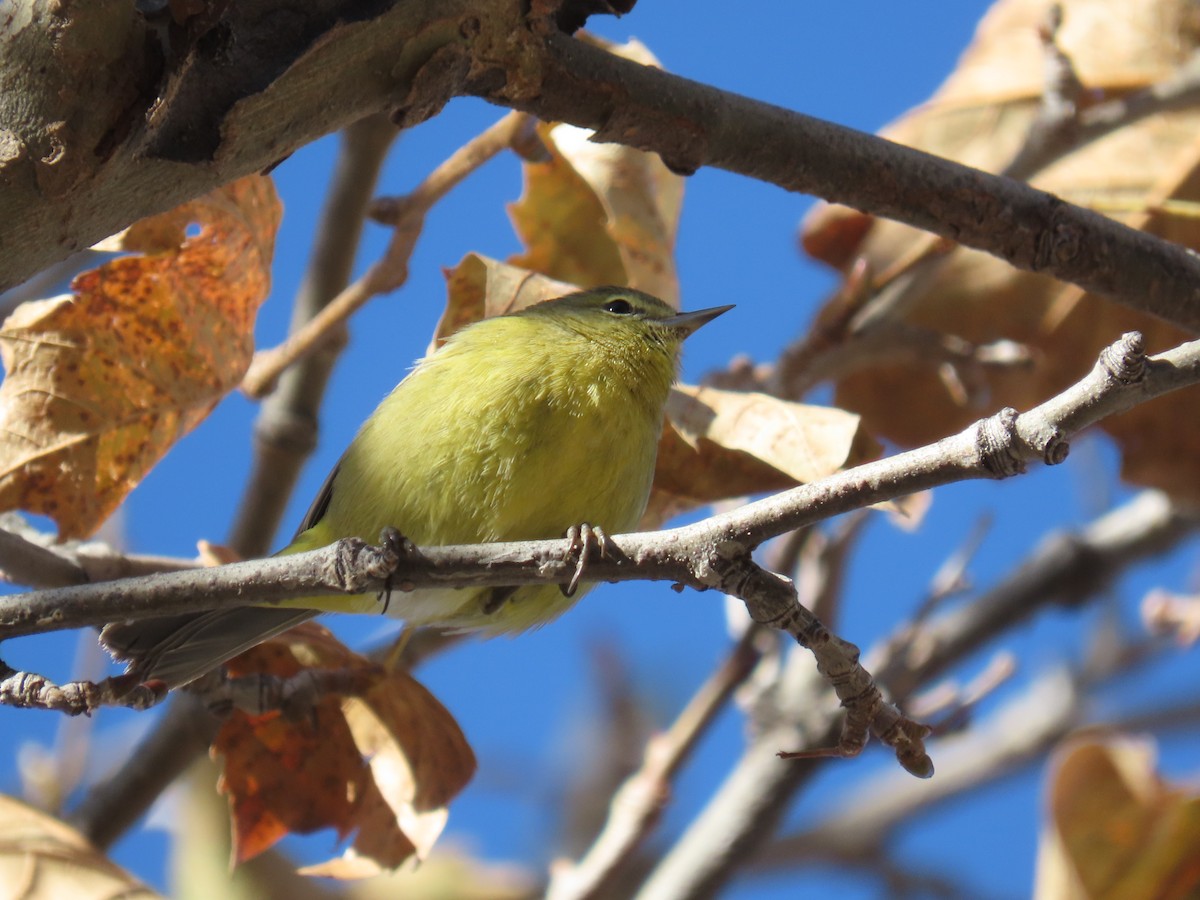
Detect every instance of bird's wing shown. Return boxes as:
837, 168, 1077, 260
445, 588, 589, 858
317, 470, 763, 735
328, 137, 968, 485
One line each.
293, 455, 343, 539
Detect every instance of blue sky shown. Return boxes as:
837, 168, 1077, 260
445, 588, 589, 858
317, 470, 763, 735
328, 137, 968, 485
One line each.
5, 4, 1199, 898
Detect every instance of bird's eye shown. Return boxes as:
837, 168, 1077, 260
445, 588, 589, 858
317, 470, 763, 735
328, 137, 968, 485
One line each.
604, 298, 635, 315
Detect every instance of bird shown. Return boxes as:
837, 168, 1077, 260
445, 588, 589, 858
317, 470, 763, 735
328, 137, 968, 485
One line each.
101, 286, 732, 688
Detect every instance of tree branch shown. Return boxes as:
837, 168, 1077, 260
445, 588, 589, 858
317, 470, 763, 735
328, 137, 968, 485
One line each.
5, 5, 1200, 339
0, 329, 1188, 637
475, 34, 1200, 333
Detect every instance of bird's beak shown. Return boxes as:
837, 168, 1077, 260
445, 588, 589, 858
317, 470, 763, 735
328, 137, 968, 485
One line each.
664, 304, 734, 336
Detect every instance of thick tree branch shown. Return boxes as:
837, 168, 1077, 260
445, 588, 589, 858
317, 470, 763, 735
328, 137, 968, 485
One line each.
476, 34, 1200, 333
4, 4, 1200, 338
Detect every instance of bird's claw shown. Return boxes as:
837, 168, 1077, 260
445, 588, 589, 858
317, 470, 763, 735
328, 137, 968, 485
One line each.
561, 523, 609, 598
377, 526, 418, 615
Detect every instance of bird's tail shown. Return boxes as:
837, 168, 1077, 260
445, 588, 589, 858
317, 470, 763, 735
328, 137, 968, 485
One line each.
101, 607, 319, 689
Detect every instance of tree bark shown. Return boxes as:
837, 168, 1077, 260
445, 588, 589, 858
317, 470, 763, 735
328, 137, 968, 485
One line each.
3, 1, 1199, 335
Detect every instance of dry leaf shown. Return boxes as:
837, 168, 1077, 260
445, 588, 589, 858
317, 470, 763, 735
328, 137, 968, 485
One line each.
644, 385, 879, 527
213, 624, 475, 874
435, 254, 577, 347
508, 39, 682, 306
668, 384, 878, 486
0, 175, 280, 538
0, 793, 160, 899
800, 0, 1200, 503
1035, 736, 1200, 899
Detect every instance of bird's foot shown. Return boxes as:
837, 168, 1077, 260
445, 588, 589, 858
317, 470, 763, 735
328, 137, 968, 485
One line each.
377, 526, 419, 615
561, 523, 610, 598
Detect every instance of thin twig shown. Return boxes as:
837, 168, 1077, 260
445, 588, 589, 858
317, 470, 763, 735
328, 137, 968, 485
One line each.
872, 490, 1197, 702
547, 630, 764, 900
0, 526, 88, 588
240, 111, 530, 399
912, 514, 993, 622
1001, 3, 1086, 181
0, 517, 198, 589
1006, 48, 1200, 182
632, 484, 1196, 898
0, 661, 164, 714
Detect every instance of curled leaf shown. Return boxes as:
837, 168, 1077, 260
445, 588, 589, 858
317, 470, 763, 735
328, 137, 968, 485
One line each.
436, 254, 577, 347
213, 624, 475, 875
508, 38, 682, 305
1036, 737, 1200, 899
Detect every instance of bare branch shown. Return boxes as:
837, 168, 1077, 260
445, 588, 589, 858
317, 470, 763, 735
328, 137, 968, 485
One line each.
0, 525, 88, 588
1007, 48, 1200, 181
637, 484, 1195, 898
229, 114, 398, 559
241, 111, 529, 399
5, 6, 1200, 336
873, 490, 1198, 701
0, 332, 1196, 782
758, 667, 1080, 867
0, 661, 164, 715
547, 630, 764, 900
484, 34, 1200, 333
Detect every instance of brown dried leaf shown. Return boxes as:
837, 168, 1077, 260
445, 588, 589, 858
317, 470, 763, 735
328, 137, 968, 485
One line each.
1035, 737, 1200, 899
668, 385, 878, 485
0, 794, 160, 899
800, 0, 1200, 503
435, 254, 577, 347
0, 175, 280, 538
213, 624, 475, 874
644, 385, 879, 527
508, 39, 682, 306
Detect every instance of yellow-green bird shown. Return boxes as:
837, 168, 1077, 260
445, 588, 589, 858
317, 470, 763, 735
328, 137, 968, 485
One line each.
102, 287, 730, 687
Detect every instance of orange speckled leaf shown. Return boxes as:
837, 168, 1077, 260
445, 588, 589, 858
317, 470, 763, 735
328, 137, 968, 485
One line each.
799, 0, 1200, 504
508, 38, 682, 306
214, 624, 475, 874
0, 175, 280, 539
1035, 737, 1200, 900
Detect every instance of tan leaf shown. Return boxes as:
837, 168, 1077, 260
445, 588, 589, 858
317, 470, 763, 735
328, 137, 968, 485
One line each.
508, 39, 682, 306
644, 385, 879, 527
668, 385, 877, 486
0, 175, 281, 538
799, 0, 1200, 503
1035, 737, 1200, 899
0, 793, 160, 899
213, 624, 474, 874
435, 254, 578, 347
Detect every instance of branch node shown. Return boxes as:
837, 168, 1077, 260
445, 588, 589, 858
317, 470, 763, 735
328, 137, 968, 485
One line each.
0, 660, 167, 714
1043, 428, 1070, 466
1100, 331, 1146, 384
976, 408, 1024, 478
